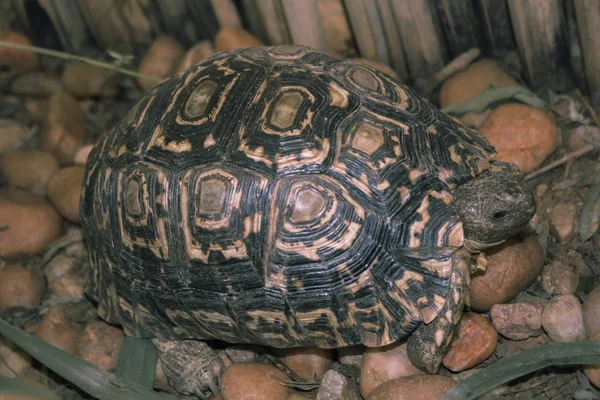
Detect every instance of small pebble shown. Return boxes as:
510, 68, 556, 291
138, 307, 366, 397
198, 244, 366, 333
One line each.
77, 321, 125, 371
439, 59, 518, 108
25, 99, 50, 122
220, 362, 290, 400
479, 103, 558, 173
0, 119, 31, 154
541, 260, 579, 295
49, 274, 85, 299
583, 285, 600, 338
0, 190, 63, 258
214, 28, 263, 52
176, 40, 215, 72
0, 31, 40, 72
350, 58, 399, 79
490, 302, 543, 340
549, 201, 578, 245
443, 312, 497, 372
542, 294, 585, 342
317, 369, 360, 400
65, 241, 88, 259
278, 347, 334, 381
584, 331, 600, 388
74, 144, 94, 165
0, 336, 32, 377
34, 304, 82, 354
224, 344, 262, 363
0, 264, 45, 311
336, 345, 363, 366
566, 125, 600, 152
366, 375, 456, 400
46, 166, 86, 224
137, 36, 185, 91
62, 62, 118, 97
360, 341, 424, 398
0, 149, 59, 196
469, 235, 544, 312
10, 71, 63, 96
42, 92, 86, 164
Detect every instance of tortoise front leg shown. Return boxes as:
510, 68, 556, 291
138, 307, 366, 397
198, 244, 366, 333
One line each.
406, 248, 470, 373
152, 338, 225, 399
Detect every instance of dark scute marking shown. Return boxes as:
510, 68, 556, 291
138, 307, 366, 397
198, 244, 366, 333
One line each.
269, 90, 305, 130
125, 177, 143, 217
289, 186, 327, 223
351, 121, 385, 156
198, 177, 227, 215
184, 80, 218, 119
350, 67, 380, 92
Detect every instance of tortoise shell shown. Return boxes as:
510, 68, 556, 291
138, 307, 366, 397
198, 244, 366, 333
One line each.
80, 45, 495, 349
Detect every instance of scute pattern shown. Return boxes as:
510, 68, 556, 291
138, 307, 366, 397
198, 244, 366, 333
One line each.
81, 46, 495, 349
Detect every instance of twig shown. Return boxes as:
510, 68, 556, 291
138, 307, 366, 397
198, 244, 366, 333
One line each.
575, 88, 600, 128
525, 144, 596, 181
0, 40, 160, 83
416, 47, 481, 97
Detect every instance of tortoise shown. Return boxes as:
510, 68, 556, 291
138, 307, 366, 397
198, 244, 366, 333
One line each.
80, 45, 536, 397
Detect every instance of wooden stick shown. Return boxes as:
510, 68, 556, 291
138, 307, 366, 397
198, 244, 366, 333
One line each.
416, 47, 481, 96
525, 144, 596, 181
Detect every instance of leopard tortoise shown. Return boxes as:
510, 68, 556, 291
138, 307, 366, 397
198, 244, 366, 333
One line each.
80, 45, 536, 397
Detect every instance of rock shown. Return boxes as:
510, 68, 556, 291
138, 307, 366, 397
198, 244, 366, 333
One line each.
34, 304, 81, 354
214, 28, 263, 52
225, 344, 262, 363
176, 40, 215, 72
542, 295, 585, 342
220, 363, 290, 400
46, 166, 86, 223
42, 92, 86, 165
470, 235, 544, 312
317, 369, 359, 400
49, 274, 85, 299
0, 264, 45, 311
10, 72, 63, 96
0, 336, 32, 377
584, 331, 600, 388
74, 144, 94, 165
0, 149, 59, 196
439, 59, 518, 108
495, 333, 551, 358
565, 125, 600, 152
137, 36, 185, 91
278, 347, 334, 381
0, 190, 63, 258
337, 345, 363, 366
350, 58, 399, 79
442, 312, 497, 372
360, 341, 424, 398
583, 285, 600, 338
490, 302, 543, 340
65, 241, 88, 259
0, 31, 40, 73
549, 201, 578, 245
62, 63, 118, 97
366, 375, 457, 400
0, 120, 31, 154
541, 260, 579, 295
479, 103, 558, 173
25, 99, 50, 122
77, 321, 125, 371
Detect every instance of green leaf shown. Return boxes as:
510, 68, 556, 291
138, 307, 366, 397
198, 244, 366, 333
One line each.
443, 341, 600, 400
441, 85, 548, 117
115, 337, 158, 390
0, 319, 181, 400
580, 162, 600, 242
0, 377, 61, 399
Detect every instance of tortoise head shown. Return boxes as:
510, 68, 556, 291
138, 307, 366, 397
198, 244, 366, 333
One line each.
453, 161, 536, 252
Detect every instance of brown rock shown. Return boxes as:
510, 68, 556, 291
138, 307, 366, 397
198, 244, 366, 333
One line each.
137, 36, 185, 91
49, 274, 85, 299
47, 166, 86, 223
74, 144, 94, 165
584, 331, 600, 388
479, 103, 558, 173
443, 312, 497, 372
0, 120, 31, 154
495, 333, 550, 358
176, 40, 215, 72
337, 345, 363, 366
10, 72, 63, 96
215, 28, 263, 52
278, 347, 334, 381
0, 336, 32, 377
220, 363, 290, 400
224, 344, 262, 363
34, 304, 81, 354
360, 341, 424, 398
541, 261, 579, 295
77, 321, 125, 371
42, 92, 86, 165
367, 375, 456, 400
470, 235, 544, 312
62, 63, 118, 97
584, 285, 600, 338
0, 264, 45, 311
350, 58, 399, 79
0, 190, 63, 258
542, 295, 585, 342
565, 125, 600, 152
549, 201, 578, 245
25, 99, 50, 122
490, 302, 543, 340
0, 149, 59, 196
439, 59, 518, 108
317, 369, 360, 400
45, 254, 77, 281
0, 31, 40, 73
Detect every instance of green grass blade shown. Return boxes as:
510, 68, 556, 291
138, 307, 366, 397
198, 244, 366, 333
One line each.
115, 337, 158, 389
443, 341, 600, 400
441, 85, 548, 116
0, 377, 61, 399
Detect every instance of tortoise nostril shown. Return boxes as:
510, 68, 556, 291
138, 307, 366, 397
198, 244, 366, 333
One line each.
491, 210, 508, 220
